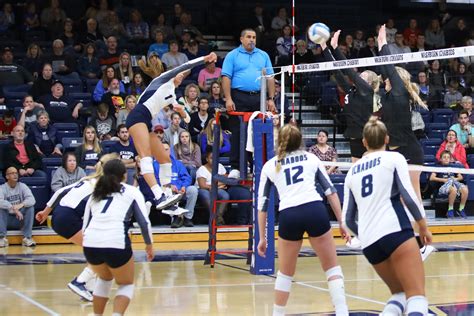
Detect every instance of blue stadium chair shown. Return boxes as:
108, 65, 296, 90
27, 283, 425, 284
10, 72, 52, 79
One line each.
0, 139, 10, 172
464, 175, 474, 201
426, 122, 449, 139
62, 78, 84, 94
13, 106, 22, 122
101, 140, 118, 153
422, 144, 439, 156
3, 84, 31, 94
468, 154, 474, 168
69, 92, 92, 106
420, 138, 443, 146
19, 176, 50, 210
421, 111, 431, 126
0, 176, 5, 184
62, 137, 83, 152
4, 91, 27, 109
86, 78, 100, 93
42, 157, 62, 184
53, 122, 80, 143
431, 108, 454, 125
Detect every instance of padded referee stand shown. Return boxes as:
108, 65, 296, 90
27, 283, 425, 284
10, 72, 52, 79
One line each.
204, 112, 275, 275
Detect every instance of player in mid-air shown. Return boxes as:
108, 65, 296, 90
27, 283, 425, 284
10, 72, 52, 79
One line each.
126, 52, 217, 210
343, 117, 432, 316
257, 124, 351, 316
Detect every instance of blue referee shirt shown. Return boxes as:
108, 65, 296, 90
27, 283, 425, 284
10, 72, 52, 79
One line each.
221, 45, 274, 92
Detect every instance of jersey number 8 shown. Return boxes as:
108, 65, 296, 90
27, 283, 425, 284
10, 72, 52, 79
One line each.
361, 174, 373, 197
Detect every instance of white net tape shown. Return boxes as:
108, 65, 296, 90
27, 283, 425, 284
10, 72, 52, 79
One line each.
282, 45, 474, 74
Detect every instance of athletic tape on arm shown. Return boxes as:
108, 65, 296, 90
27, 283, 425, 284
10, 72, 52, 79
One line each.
282, 45, 474, 73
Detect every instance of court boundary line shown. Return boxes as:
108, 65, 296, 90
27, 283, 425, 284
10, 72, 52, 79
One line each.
0, 283, 60, 316
216, 262, 386, 306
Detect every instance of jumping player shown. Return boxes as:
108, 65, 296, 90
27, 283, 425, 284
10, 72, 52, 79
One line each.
36, 153, 119, 301
126, 52, 217, 209
257, 124, 351, 316
82, 159, 153, 316
342, 117, 432, 316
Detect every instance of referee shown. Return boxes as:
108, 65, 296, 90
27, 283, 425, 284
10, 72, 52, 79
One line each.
222, 28, 276, 172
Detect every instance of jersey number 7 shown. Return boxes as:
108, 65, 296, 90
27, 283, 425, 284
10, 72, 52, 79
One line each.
100, 197, 114, 213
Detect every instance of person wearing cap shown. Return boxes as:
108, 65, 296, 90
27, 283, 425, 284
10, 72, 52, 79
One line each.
125, 51, 217, 210
161, 40, 189, 70
0, 47, 34, 86
222, 28, 276, 172
148, 30, 168, 59
139, 51, 165, 81
38, 79, 83, 124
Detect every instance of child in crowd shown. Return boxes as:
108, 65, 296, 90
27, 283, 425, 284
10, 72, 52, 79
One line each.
430, 150, 468, 218
90, 103, 117, 141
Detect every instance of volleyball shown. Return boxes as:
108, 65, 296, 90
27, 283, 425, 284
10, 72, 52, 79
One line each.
308, 22, 330, 44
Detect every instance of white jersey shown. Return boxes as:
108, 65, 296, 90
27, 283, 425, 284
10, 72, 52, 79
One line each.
46, 178, 96, 210
82, 183, 152, 249
258, 150, 336, 211
138, 57, 206, 118
342, 151, 425, 249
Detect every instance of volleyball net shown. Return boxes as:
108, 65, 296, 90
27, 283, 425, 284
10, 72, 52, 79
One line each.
250, 45, 474, 272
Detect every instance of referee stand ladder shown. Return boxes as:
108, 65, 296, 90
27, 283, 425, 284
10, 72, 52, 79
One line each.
204, 110, 276, 275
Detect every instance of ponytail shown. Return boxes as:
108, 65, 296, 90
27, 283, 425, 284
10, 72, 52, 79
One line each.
92, 159, 126, 201
362, 116, 387, 150
276, 124, 302, 172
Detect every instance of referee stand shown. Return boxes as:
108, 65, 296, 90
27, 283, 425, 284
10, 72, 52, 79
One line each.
204, 110, 276, 275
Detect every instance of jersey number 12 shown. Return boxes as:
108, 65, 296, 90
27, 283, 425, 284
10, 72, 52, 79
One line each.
284, 166, 303, 185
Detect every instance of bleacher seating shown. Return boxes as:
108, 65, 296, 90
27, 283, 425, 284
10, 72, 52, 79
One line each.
426, 122, 449, 139
431, 108, 453, 125
101, 140, 119, 153
53, 123, 80, 143
62, 78, 84, 94
62, 137, 83, 152
19, 176, 49, 210
42, 157, 62, 184
0, 139, 11, 172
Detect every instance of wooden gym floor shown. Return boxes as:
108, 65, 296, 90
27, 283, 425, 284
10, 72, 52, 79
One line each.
0, 232, 473, 315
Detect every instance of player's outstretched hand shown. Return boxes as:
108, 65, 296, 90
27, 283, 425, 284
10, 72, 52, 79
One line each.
204, 52, 218, 64
146, 244, 154, 262
331, 30, 341, 50
378, 24, 387, 49
35, 209, 49, 224
257, 239, 267, 257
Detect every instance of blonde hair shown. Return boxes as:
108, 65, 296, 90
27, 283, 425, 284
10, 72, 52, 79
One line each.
395, 66, 428, 109
361, 70, 382, 112
184, 83, 200, 101
82, 125, 101, 153
174, 130, 196, 157
118, 52, 133, 81
362, 116, 387, 150
26, 43, 42, 58
81, 153, 119, 182
202, 118, 223, 148
138, 54, 164, 79
275, 124, 302, 172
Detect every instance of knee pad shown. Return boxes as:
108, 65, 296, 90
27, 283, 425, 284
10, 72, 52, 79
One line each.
325, 265, 344, 281
93, 278, 113, 298
140, 156, 154, 175
116, 284, 134, 300
274, 271, 293, 293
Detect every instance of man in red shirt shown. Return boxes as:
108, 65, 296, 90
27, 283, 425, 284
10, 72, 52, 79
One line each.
4, 125, 46, 177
